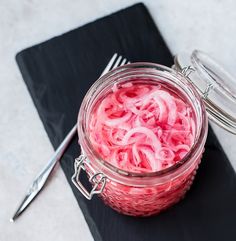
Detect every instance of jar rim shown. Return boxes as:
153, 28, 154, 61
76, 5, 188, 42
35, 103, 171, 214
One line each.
78, 62, 208, 179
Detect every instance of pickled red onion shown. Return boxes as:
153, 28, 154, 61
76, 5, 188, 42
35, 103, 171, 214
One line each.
89, 82, 195, 172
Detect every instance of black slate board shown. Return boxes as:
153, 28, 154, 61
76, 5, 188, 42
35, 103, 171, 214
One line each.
16, 3, 236, 241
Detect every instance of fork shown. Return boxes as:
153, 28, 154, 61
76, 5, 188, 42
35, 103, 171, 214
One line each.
11, 53, 129, 222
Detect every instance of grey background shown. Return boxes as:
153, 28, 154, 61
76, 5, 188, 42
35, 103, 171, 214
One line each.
0, 0, 235, 240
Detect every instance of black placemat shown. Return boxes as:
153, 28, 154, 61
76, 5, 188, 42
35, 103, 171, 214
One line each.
16, 3, 236, 241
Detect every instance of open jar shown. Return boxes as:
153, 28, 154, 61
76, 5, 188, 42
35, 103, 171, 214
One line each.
72, 50, 236, 217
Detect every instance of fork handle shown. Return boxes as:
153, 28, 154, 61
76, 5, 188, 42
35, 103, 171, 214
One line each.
32, 124, 77, 190
40, 124, 77, 179
11, 124, 78, 221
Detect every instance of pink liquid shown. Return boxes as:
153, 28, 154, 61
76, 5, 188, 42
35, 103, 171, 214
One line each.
87, 81, 200, 216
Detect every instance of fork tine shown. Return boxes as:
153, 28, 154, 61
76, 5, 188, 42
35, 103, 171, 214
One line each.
120, 58, 127, 66
101, 54, 129, 76
100, 53, 118, 77
112, 55, 122, 69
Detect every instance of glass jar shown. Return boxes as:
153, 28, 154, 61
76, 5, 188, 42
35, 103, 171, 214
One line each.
72, 50, 236, 217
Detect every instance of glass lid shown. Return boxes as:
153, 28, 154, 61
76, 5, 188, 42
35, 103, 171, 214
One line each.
174, 50, 236, 135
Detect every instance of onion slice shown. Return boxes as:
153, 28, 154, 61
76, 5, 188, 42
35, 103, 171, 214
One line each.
89, 82, 195, 172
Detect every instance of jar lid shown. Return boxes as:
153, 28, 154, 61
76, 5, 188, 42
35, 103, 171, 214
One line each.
174, 50, 236, 134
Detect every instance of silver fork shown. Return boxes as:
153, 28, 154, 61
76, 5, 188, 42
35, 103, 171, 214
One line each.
11, 53, 129, 222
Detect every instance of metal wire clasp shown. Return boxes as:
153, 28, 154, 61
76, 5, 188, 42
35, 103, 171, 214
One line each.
180, 65, 214, 99
71, 155, 107, 200
203, 83, 214, 99
181, 66, 195, 78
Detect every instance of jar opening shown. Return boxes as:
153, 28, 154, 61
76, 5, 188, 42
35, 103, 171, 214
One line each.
78, 63, 208, 180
